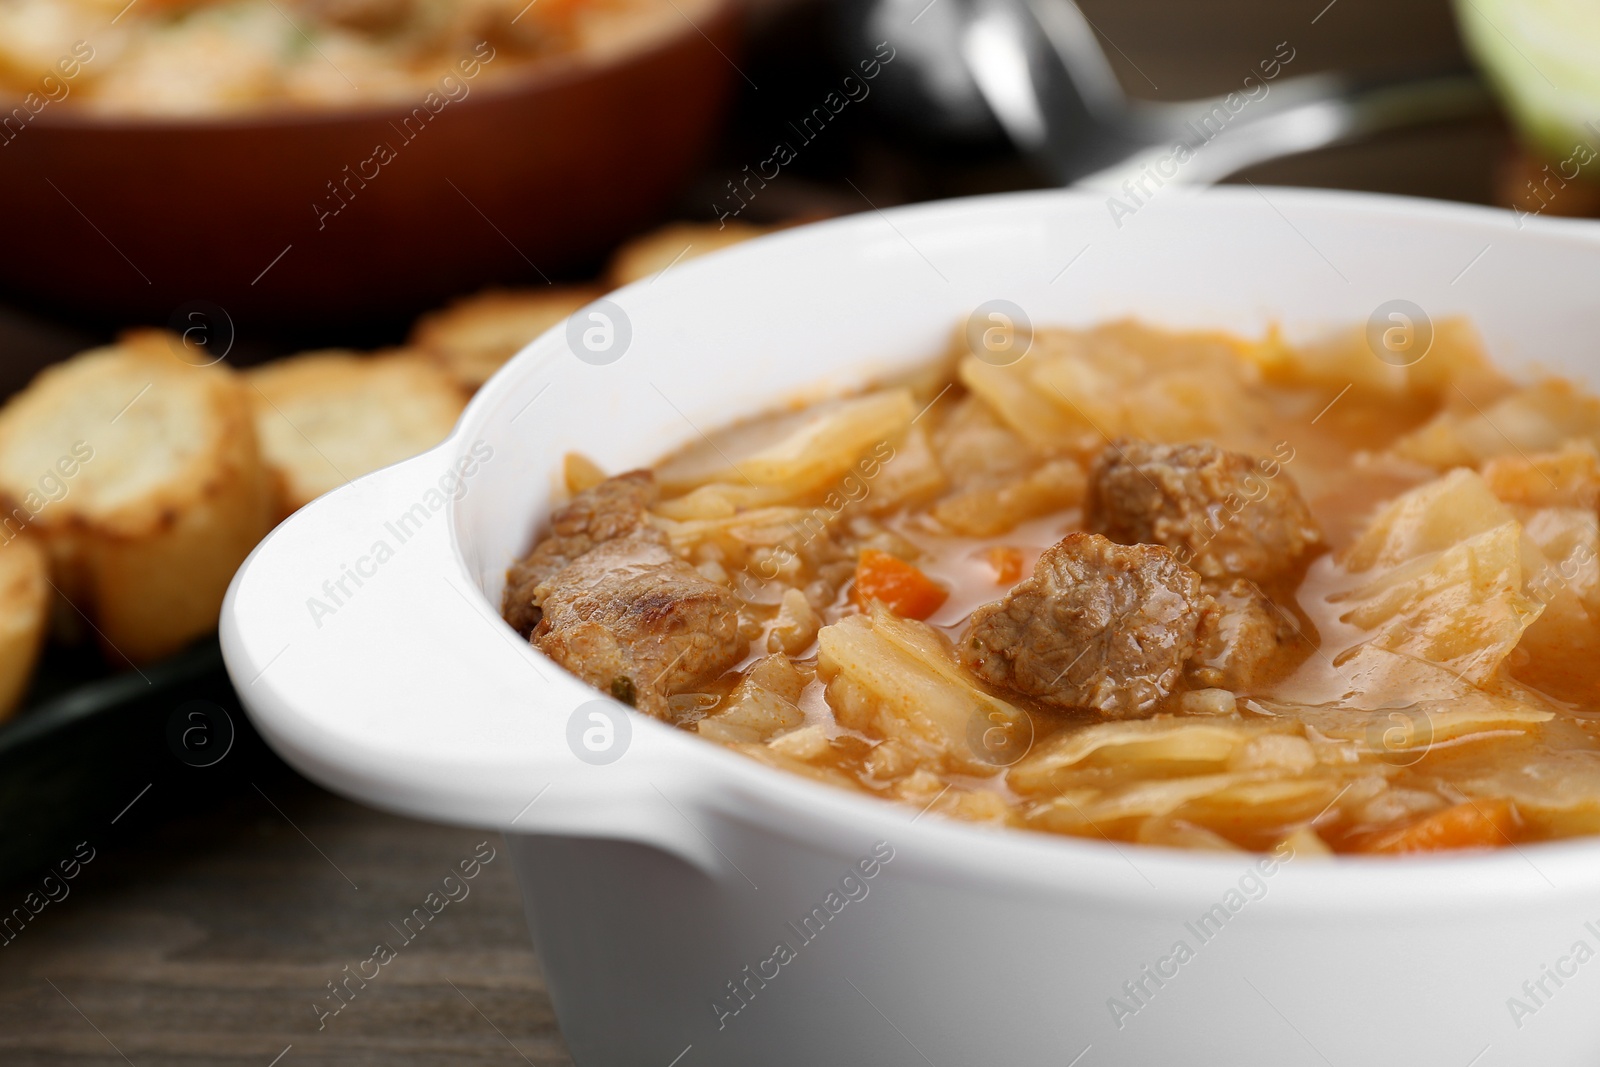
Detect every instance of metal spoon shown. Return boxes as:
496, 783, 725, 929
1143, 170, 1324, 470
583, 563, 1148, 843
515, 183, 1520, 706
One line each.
843, 0, 1493, 187
963, 0, 1493, 188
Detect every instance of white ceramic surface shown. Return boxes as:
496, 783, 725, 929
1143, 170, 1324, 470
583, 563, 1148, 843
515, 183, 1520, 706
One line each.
222, 187, 1600, 1067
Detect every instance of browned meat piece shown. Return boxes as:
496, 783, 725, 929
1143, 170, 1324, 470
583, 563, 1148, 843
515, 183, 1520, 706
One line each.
1087, 440, 1320, 582
1187, 579, 1309, 692
534, 536, 747, 718
502, 470, 661, 636
960, 533, 1209, 719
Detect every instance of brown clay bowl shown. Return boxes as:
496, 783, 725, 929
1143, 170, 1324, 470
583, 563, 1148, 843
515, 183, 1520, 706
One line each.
0, 2, 739, 328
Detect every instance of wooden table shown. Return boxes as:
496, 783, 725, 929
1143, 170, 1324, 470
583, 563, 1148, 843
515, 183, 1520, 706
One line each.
0, 771, 573, 1066
0, 0, 1516, 1061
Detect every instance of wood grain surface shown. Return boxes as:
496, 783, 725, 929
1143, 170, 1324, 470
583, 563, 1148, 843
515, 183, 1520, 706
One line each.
0, 774, 572, 1066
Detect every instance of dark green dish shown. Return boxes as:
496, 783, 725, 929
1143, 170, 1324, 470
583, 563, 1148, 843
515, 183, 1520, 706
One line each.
0, 637, 280, 888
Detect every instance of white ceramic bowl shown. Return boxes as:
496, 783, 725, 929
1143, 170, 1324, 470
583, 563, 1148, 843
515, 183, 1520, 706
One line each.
222, 188, 1600, 1067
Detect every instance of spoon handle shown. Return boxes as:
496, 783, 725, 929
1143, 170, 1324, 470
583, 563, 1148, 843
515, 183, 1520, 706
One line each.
1073, 72, 1494, 190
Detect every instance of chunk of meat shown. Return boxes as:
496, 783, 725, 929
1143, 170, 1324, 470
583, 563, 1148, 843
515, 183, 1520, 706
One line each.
503, 470, 660, 637
1088, 440, 1320, 581
1187, 579, 1308, 691
534, 536, 748, 719
960, 533, 1209, 719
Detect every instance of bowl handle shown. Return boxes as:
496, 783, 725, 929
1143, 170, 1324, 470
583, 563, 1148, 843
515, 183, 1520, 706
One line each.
220, 444, 731, 877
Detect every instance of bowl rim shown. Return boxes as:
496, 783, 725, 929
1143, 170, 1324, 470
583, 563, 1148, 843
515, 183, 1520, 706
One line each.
24, 0, 737, 134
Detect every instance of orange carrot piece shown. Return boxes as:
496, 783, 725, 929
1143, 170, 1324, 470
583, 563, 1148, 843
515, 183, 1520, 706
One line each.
1363, 798, 1518, 854
981, 546, 1024, 585
851, 550, 948, 620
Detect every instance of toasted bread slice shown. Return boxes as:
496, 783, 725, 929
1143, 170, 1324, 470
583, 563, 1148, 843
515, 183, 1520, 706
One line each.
0, 534, 48, 722
248, 349, 467, 518
603, 221, 767, 288
0, 329, 274, 665
411, 285, 603, 391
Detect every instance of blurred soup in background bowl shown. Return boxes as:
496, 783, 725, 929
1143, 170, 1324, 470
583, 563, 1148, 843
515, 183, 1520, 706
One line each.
0, 0, 739, 324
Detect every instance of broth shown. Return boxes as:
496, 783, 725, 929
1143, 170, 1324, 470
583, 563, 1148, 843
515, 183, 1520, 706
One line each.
505, 319, 1600, 854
